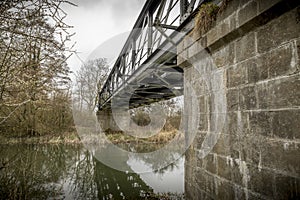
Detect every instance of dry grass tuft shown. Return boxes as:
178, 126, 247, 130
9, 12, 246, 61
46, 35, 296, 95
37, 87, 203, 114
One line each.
193, 2, 220, 38
192, 0, 233, 38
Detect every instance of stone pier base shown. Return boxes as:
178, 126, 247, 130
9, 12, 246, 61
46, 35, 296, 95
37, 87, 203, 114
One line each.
97, 109, 122, 132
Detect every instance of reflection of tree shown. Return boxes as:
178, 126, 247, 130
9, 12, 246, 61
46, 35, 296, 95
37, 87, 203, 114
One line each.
66, 145, 156, 199
68, 148, 98, 199
154, 161, 180, 175
94, 158, 153, 200
130, 143, 184, 173
0, 144, 177, 199
96, 140, 184, 174
0, 144, 78, 199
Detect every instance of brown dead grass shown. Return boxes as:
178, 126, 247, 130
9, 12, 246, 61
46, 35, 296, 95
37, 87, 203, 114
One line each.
193, 3, 220, 38
192, 0, 233, 38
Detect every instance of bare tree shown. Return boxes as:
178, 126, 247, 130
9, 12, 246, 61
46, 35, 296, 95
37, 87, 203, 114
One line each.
74, 58, 109, 112
0, 0, 75, 136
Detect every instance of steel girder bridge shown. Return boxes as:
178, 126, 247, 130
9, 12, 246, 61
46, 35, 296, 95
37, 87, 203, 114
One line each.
98, 0, 212, 111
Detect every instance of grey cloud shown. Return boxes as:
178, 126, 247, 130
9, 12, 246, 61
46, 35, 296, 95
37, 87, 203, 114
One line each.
72, 0, 145, 24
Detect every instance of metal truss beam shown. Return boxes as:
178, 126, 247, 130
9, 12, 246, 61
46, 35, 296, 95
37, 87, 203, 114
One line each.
98, 0, 215, 110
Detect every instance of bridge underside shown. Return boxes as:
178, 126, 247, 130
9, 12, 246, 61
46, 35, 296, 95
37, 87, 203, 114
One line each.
101, 55, 184, 110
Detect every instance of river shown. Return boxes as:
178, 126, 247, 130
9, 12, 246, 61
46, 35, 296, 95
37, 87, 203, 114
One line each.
0, 144, 184, 199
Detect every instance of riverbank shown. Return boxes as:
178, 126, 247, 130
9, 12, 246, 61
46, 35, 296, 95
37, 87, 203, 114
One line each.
0, 130, 181, 145
0, 132, 81, 145
106, 130, 179, 144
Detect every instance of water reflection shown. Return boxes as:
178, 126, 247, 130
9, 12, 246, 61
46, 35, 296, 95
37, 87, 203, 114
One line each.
0, 144, 75, 199
128, 156, 184, 194
0, 144, 184, 199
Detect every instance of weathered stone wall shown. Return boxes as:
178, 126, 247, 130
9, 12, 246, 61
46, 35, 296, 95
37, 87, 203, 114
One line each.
178, 0, 300, 199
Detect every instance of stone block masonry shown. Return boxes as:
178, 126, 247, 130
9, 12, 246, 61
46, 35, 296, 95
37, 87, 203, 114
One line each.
179, 0, 300, 199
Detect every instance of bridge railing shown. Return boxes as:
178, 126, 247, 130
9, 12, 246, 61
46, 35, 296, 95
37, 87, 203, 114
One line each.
98, 0, 208, 110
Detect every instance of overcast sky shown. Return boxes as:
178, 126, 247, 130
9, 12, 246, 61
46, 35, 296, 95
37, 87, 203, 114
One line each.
63, 0, 146, 78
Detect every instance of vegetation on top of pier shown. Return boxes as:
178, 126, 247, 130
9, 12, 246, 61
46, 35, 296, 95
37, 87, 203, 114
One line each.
193, 0, 232, 37
194, 2, 219, 36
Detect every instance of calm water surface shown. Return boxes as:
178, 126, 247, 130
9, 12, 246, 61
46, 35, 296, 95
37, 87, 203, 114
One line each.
0, 144, 184, 199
